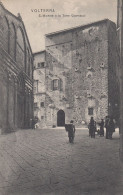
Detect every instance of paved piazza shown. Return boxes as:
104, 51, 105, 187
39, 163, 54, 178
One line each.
0, 128, 123, 195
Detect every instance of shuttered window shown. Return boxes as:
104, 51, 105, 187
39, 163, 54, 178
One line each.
53, 79, 58, 90
51, 79, 63, 91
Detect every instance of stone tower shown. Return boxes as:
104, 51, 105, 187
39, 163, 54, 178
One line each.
117, 0, 123, 161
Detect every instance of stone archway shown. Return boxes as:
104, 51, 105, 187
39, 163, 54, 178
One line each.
57, 110, 65, 127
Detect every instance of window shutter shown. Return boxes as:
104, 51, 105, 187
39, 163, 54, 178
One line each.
59, 79, 63, 91
58, 79, 60, 90
51, 80, 53, 90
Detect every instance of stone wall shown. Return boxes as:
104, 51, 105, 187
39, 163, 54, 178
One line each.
0, 3, 33, 133
117, 0, 123, 161
107, 21, 119, 121
44, 19, 118, 127
33, 51, 46, 128
71, 23, 108, 124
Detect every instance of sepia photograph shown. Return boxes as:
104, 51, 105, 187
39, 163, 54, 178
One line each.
0, 0, 123, 194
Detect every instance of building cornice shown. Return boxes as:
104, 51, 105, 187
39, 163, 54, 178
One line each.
45, 19, 115, 37
33, 50, 46, 56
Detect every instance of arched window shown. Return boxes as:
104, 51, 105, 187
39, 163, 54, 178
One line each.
28, 56, 30, 77
2, 17, 10, 53
26, 48, 30, 76
10, 23, 16, 60
26, 49, 29, 74
30, 57, 33, 79
16, 27, 25, 68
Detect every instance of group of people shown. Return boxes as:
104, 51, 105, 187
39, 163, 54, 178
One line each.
30, 116, 39, 129
88, 116, 115, 139
65, 116, 116, 143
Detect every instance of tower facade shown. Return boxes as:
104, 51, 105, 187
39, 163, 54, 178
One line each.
33, 19, 119, 128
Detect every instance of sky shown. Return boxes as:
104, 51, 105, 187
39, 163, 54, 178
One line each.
2, 0, 117, 53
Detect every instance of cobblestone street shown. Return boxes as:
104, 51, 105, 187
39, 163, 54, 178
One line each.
0, 128, 122, 195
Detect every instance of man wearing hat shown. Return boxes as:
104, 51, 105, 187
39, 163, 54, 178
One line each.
68, 120, 76, 143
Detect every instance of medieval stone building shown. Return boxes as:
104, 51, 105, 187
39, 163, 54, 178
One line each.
33, 51, 46, 128
33, 19, 119, 128
117, 0, 123, 160
0, 3, 33, 133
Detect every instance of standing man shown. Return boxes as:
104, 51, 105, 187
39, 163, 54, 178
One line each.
66, 120, 76, 143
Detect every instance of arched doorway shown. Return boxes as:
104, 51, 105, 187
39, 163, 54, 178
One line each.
57, 110, 65, 126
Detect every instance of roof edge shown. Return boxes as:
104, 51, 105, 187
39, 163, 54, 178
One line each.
0, 1, 22, 21
45, 19, 115, 37
33, 50, 46, 56
0, 2, 33, 55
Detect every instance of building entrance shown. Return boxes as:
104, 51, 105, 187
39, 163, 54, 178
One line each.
57, 110, 65, 127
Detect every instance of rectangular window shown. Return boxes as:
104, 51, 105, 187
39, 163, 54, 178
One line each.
37, 62, 45, 68
34, 102, 38, 108
41, 116, 44, 119
41, 62, 45, 68
34, 87, 36, 94
36, 80, 38, 93
88, 108, 93, 115
33, 80, 38, 93
40, 102, 44, 107
53, 79, 58, 90
37, 62, 41, 68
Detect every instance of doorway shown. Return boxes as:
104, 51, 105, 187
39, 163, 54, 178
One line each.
57, 110, 65, 126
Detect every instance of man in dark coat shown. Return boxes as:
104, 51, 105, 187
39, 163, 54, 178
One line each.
65, 120, 76, 143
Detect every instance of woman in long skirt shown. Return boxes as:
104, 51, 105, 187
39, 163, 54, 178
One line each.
89, 117, 96, 138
